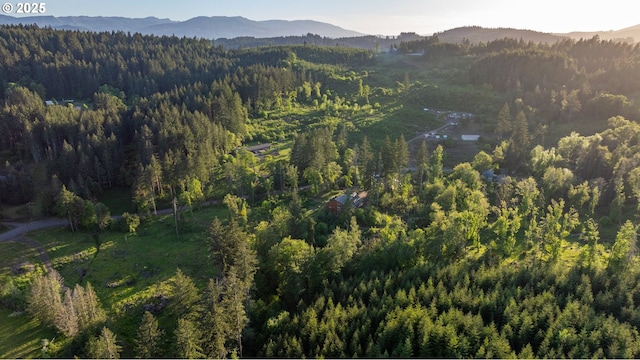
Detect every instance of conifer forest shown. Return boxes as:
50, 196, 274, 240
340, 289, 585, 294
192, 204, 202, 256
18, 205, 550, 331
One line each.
3, 25, 640, 358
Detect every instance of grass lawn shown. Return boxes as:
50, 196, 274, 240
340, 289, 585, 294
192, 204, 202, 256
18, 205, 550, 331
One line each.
27, 204, 230, 296
0, 241, 51, 358
0, 308, 56, 359
0, 240, 47, 288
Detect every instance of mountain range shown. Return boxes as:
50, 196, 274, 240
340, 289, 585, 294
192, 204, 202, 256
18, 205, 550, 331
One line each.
561, 24, 640, 43
0, 14, 364, 39
0, 14, 638, 45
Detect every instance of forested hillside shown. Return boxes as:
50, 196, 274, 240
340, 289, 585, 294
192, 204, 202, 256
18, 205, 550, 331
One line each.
2, 25, 640, 358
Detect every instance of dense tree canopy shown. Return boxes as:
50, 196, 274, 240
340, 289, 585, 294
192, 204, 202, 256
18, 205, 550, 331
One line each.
3, 25, 640, 359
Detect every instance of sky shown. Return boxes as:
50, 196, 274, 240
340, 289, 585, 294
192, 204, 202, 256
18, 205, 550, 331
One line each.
10, 0, 640, 35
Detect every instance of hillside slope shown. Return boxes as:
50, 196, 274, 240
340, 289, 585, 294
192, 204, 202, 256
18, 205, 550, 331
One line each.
0, 14, 363, 39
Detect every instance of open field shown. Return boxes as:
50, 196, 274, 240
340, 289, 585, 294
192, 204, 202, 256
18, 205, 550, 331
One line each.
0, 204, 230, 357
0, 308, 56, 359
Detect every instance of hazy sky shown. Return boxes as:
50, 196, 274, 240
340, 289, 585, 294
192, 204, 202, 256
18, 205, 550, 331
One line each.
13, 0, 639, 35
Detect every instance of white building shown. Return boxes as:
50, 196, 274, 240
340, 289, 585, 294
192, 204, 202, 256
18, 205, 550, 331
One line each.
461, 135, 480, 141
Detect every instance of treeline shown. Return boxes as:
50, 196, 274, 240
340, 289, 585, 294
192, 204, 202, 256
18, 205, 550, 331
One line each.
215, 32, 424, 51
0, 25, 372, 101
0, 26, 227, 100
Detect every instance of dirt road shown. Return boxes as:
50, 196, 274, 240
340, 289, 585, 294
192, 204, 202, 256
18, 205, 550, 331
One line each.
0, 219, 67, 271
0, 219, 68, 242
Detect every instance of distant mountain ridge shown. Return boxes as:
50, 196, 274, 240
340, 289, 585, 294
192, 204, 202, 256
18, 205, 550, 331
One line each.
435, 26, 569, 44
0, 14, 175, 33
428, 25, 640, 45
0, 14, 364, 39
1, 14, 638, 45
560, 24, 640, 43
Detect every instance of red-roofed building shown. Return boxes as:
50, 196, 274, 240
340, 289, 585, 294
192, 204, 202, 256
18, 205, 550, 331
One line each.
325, 191, 368, 215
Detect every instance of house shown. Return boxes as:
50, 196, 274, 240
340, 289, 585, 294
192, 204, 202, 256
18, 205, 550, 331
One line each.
325, 191, 368, 215
245, 143, 271, 154
325, 194, 349, 214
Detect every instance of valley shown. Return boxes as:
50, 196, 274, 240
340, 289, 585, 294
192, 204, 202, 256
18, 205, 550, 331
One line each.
0, 24, 640, 358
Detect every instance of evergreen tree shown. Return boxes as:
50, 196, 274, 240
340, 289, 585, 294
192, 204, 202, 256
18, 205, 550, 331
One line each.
429, 145, 444, 182
59, 288, 79, 337
26, 270, 64, 330
168, 268, 201, 319
415, 140, 429, 186
381, 136, 396, 176
135, 311, 164, 359
610, 176, 625, 225
395, 134, 409, 172
506, 110, 531, 170
580, 218, 599, 268
222, 266, 249, 357
495, 102, 512, 137
174, 317, 205, 359
72, 282, 107, 333
627, 167, 640, 215
201, 279, 231, 359
87, 327, 121, 359
359, 136, 375, 189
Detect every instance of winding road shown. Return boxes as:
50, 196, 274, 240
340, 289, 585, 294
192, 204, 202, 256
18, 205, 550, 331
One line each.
0, 219, 68, 242
0, 218, 68, 271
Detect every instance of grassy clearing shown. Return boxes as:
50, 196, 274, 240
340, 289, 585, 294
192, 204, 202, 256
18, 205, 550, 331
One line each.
0, 204, 229, 356
27, 204, 230, 294
353, 100, 441, 147
0, 241, 47, 289
0, 308, 56, 359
